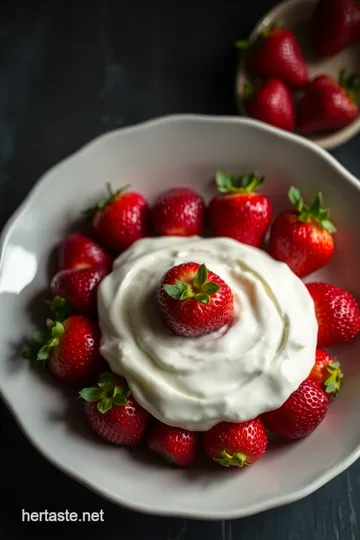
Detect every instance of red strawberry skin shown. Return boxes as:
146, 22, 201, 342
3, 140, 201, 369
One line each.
83, 376, 150, 446
203, 418, 268, 466
306, 282, 360, 347
244, 79, 295, 132
208, 173, 273, 248
311, 0, 360, 58
147, 422, 198, 466
151, 187, 205, 236
263, 379, 328, 439
297, 75, 358, 134
309, 348, 343, 400
156, 262, 234, 337
50, 265, 108, 314
268, 186, 336, 278
245, 28, 309, 88
84, 396, 149, 446
58, 233, 113, 271
92, 191, 150, 252
49, 315, 104, 383
268, 210, 334, 277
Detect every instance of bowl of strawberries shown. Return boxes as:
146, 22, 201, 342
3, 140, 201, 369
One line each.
1, 113, 360, 519
236, 0, 360, 150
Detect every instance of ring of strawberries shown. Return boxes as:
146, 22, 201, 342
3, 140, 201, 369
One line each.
235, 0, 360, 135
23, 174, 360, 469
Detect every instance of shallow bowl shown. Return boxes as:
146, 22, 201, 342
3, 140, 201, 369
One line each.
236, 0, 360, 150
1, 114, 360, 519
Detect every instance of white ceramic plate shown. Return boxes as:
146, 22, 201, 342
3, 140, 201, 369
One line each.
236, 0, 360, 150
1, 114, 360, 520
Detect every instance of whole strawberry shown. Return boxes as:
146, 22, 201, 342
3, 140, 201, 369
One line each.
306, 282, 360, 347
311, 0, 360, 58
58, 232, 113, 271
297, 70, 360, 134
236, 25, 309, 88
310, 349, 343, 400
151, 187, 205, 236
50, 265, 109, 314
208, 172, 273, 247
243, 79, 295, 132
147, 421, 198, 466
203, 418, 268, 467
263, 379, 328, 439
157, 262, 234, 337
23, 310, 104, 384
268, 186, 336, 277
83, 183, 150, 252
79, 372, 150, 446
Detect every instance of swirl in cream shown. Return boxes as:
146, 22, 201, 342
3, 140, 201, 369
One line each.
97, 236, 317, 431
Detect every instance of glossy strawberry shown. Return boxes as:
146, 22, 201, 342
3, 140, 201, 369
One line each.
263, 379, 328, 439
297, 70, 360, 134
147, 421, 198, 466
50, 265, 108, 315
151, 187, 205, 236
208, 172, 273, 247
79, 372, 150, 446
243, 79, 295, 132
84, 183, 150, 252
268, 186, 336, 277
157, 262, 234, 337
306, 282, 360, 347
203, 418, 268, 467
23, 311, 104, 384
310, 349, 343, 400
311, 0, 360, 59
236, 25, 309, 88
58, 232, 113, 271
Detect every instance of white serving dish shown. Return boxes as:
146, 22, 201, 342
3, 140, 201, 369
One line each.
0, 114, 360, 520
236, 0, 360, 150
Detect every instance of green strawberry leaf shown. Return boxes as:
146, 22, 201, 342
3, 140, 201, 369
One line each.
97, 397, 113, 414
45, 296, 71, 322
82, 183, 130, 219
193, 263, 208, 288
288, 186, 337, 233
215, 171, 264, 194
32, 331, 47, 344
215, 172, 237, 192
113, 386, 130, 406
288, 186, 304, 211
79, 371, 131, 413
163, 284, 187, 301
213, 450, 249, 467
324, 361, 343, 398
194, 293, 210, 304
202, 282, 221, 295
78, 387, 104, 402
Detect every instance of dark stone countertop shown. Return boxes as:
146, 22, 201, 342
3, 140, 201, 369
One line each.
1, 1, 359, 538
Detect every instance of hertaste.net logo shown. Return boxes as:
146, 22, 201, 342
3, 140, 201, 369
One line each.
21, 509, 104, 523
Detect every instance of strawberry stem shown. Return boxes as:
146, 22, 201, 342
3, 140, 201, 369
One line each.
79, 371, 131, 413
22, 319, 64, 362
234, 21, 280, 50
338, 68, 360, 104
215, 171, 264, 194
45, 295, 71, 322
242, 80, 255, 100
82, 183, 130, 219
213, 450, 250, 467
324, 361, 343, 399
163, 263, 221, 305
288, 186, 336, 233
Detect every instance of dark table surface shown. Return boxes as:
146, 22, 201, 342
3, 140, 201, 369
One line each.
1, 1, 360, 538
